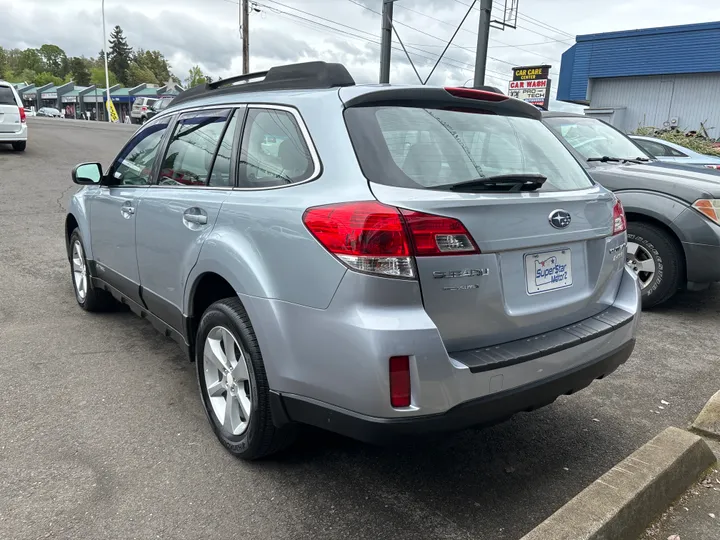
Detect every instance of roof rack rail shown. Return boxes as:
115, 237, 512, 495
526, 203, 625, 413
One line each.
171, 61, 356, 106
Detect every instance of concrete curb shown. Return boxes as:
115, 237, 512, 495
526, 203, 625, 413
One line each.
692, 389, 720, 440
520, 427, 716, 540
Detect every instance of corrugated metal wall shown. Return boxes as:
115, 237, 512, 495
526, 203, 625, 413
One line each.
557, 21, 720, 103
590, 73, 720, 135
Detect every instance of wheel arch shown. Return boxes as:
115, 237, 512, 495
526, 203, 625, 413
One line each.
65, 213, 79, 258
185, 271, 240, 360
625, 211, 687, 283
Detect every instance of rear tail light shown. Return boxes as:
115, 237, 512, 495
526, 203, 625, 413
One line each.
703, 164, 720, 170
612, 199, 627, 235
19, 106, 26, 123
693, 199, 720, 225
444, 87, 508, 102
389, 356, 411, 408
302, 201, 479, 279
141, 106, 147, 111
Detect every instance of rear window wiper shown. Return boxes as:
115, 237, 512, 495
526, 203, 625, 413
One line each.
429, 174, 548, 192
587, 156, 645, 164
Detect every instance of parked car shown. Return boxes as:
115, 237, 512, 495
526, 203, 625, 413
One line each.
630, 135, 720, 170
24, 107, 36, 117
130, 97, 158, 125
145, 97, 174, 122
66, 62, 640, 459
36, 107, 62, 118
0, 80, 27, 151
544, 112, 720, 306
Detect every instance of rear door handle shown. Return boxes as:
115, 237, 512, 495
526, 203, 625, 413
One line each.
183, 208, 208, 227
120, 201, 135, 219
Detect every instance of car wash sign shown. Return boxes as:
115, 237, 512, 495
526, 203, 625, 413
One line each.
508, 65, 552, 110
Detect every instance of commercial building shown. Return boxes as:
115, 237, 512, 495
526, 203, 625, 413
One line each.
11, 80, 183, 121
557, 21, 720, 136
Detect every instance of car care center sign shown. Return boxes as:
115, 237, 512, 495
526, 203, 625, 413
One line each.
508, 65, 551, 110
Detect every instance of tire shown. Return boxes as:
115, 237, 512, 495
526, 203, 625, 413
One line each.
627, 222, 683, 308
12, 141, 26, 152
196, 297, 297, 460
140, 116, 147, 125
68, 229, 116, 312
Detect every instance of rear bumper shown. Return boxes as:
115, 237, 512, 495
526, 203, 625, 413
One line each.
0, 124, 27, 142
277, 339, 635, 444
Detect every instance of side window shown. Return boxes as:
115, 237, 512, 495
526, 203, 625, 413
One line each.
667, 145, 688, 157
208, 110, 240, 187
239, 108, 314, 188
109, 120, 170, 186
159, 109, 230, 186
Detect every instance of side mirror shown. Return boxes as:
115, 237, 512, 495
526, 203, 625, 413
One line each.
72, 163, 104, 185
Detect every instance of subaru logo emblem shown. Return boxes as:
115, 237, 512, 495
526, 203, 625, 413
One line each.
549, 209, 571, 229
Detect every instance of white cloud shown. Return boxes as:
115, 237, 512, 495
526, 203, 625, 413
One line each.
3, 0, 720, 104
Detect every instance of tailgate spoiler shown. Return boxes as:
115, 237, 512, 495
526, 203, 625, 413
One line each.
339, 86, 541, 120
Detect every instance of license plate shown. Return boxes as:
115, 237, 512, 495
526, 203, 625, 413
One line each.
525, 249, 573, 295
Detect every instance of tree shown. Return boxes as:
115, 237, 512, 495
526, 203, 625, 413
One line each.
0, 46, 7, 79
69, 57, 91, 86
90, 66, 118, 87
127, 62, 158, 86
17, 48, 45, 74
34, 72, 63, 87
108, 25, 133, 86
38, 44, 68, 78
133, 49, 172, 84
185, 65, 209, 88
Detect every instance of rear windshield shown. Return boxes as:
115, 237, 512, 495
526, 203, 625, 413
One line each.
345, 106, 594, 192
0, 86, 18, 106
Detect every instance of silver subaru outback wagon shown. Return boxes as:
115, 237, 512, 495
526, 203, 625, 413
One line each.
65, 62, 641, 459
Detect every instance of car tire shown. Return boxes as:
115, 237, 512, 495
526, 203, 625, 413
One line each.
627, 222, 683, 308
12, 141, 26, 152
196, 297, 297, 460
140, 116, 147, 125
69, 229, 116, 312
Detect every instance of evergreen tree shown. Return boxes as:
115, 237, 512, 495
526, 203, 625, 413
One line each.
69, 57, 92, 86
107, 25, 133, 86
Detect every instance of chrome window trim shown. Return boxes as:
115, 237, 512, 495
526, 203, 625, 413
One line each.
148, 102, 322, 191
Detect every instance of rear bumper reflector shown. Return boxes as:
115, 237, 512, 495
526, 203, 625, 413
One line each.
452, 306, 635, 373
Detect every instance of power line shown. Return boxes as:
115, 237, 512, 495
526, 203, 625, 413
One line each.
255, 2, 511, 85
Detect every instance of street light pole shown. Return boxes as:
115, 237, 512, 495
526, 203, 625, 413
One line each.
102, 0, 112, 122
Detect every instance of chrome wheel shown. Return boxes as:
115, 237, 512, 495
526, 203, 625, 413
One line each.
72, 240, 88, 301
203, 326, 252, 436
627, 241, 656, 289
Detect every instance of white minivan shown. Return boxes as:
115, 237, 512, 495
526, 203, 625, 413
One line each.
0, 81, 28, 152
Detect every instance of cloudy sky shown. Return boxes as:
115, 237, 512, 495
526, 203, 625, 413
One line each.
4, 0, 720, 110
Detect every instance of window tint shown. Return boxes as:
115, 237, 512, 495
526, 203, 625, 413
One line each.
345, 106, 593, 192
239, 108, 313, 188
0, 86, 18, 105
208, 110, 239, 187
159, 109, 230, 186
667, 145, 688, 157
109, 120, 170, 186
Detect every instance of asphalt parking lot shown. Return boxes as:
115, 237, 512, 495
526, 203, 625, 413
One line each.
1, 117, 719, 540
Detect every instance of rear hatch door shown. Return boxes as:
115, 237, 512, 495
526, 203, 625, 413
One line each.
0, 85, 21, 133
343, 88, 624, 352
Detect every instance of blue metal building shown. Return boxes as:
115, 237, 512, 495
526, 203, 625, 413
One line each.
557, 21, 720, 135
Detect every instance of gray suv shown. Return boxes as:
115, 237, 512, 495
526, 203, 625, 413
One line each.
65, 62, 640, 459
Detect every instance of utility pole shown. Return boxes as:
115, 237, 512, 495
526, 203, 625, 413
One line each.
241, 0, 250, 74
473, 0, 493, 87
379, 0, 394, 84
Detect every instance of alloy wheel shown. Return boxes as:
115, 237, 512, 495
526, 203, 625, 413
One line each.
203, 326, 253, 436
626, 241, 656, 289
72, 240, 88, 301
